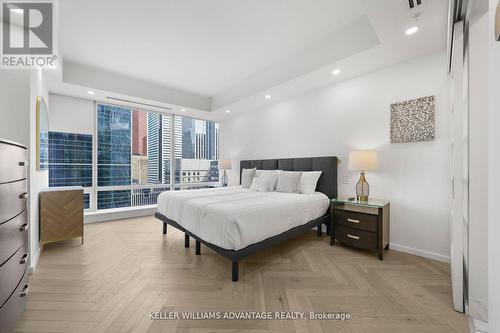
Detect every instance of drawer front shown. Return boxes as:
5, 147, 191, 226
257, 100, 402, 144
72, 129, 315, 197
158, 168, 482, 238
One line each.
335, 225, 377, 250
0, 271, 28, 333
0, 244, 28, 308
0, 211, 28, 266
335, 209, 377, 233
0, 144, 27, 184
0, 180, 27, 224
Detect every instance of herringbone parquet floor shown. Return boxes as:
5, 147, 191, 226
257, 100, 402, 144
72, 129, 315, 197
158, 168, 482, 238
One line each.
16, 216, 468, 333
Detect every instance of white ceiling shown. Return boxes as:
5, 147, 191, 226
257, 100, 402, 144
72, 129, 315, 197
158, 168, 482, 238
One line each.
56, 0, 449, 118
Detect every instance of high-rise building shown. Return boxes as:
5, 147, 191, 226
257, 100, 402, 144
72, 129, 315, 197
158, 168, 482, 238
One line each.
132, 110, 147, 156
147, 113, 172, 184
174, 116, 182, 158
96, 104, 132, 209
147, 113, 161, 184
97, 104, 131, 187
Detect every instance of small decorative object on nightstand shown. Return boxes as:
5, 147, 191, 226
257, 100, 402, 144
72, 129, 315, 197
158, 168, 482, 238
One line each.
219, 159, 232, 187
348, 150, 378, 201
330, 197, 390, 260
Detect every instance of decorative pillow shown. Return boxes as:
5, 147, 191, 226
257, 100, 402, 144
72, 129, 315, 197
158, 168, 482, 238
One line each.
250, 177, 261, 191
298, 171, 322, 194
250, 176, 276, 193
257, 178, 273, 192
241, 168, 256, 188
275, 171, 303, 193
255, 170, 280, 191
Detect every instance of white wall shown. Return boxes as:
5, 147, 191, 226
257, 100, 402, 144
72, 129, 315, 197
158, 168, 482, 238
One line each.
0, 69, 49, 271
49, 94, 94, 134
468, 12, 489, 322
0, 71, 30, 145
220, 51, 451, 261
29, 68, 49, 270
488, 0, 500, 330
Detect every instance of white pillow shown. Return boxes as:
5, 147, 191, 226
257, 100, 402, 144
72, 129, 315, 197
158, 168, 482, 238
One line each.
255, 169, 279, 178
250, 177, 272, 192
299, 171, 322, 194
250, 177, 261, 191
255, 170, 280, 191
275, 171, 303, 193
241, 168, 256, 188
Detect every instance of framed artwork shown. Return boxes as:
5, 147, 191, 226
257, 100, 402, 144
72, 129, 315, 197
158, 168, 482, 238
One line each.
36, 96, 49, 170
390, 95, 435, 143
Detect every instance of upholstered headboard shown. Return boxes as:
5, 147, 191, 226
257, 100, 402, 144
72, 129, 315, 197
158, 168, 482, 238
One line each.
239, 156, 338, 199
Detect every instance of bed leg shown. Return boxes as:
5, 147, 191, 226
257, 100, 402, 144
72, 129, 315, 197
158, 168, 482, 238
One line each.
184, 234, 190, 248
317, 225, 322, 237
232, 261, 239, 282
326, 222, 331, 236
162, 223, 167, 235
195, 240, 201, 255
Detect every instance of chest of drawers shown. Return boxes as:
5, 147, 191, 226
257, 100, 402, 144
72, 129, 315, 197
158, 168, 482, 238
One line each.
0, 139, 29, 333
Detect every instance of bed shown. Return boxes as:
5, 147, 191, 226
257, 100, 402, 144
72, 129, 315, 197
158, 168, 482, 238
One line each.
155, 156, 338, 282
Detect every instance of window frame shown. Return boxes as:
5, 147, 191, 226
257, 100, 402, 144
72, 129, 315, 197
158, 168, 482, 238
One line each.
88, 101, 219, 212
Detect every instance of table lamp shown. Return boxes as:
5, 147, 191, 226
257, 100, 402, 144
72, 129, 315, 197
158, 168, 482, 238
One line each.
348, 150, 378, 201
219, 159, 232, 187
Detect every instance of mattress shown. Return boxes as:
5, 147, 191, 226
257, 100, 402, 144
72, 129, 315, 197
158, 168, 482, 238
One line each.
157, 186, 329, 250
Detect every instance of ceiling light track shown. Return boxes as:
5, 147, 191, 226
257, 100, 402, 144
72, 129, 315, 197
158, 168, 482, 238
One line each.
106, 96, 172, 110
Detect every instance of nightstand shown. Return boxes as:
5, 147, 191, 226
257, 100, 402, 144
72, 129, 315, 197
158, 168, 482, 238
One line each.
330, 197, 390, 260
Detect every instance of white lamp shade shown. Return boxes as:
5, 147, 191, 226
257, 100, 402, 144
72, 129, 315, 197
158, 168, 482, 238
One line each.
219, 159, 232, 170
348, 150, 378, 171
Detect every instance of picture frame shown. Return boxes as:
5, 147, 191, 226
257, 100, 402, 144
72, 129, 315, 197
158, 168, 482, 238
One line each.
36, 96, 49, 170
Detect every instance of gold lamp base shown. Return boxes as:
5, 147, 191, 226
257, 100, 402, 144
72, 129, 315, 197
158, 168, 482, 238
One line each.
356, 172, 370, 202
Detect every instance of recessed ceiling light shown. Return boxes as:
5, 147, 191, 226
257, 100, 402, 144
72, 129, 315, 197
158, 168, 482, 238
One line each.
405, 26, 419, 35
181, 109, 186, 112
225, 110, 231, 113
87, 90, 95, 95
332, 69, 341, 75
265, 95, 271, 99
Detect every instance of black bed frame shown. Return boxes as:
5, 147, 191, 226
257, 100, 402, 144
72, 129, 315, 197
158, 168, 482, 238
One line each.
155, 156, 338, 282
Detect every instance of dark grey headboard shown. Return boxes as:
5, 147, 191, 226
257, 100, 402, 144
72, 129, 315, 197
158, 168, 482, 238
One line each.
239, 156, 338, 199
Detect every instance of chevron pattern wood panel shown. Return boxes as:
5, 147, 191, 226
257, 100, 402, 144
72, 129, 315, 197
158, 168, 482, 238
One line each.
40, 189, 84, 247
17, 216, 468, 333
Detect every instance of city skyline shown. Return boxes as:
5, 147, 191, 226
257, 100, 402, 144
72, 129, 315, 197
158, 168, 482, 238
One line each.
48, 103, 220, 210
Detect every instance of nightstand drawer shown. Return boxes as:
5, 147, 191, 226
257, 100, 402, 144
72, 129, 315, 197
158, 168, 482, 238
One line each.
335, 209, 377, 232
335, 225, 377, 250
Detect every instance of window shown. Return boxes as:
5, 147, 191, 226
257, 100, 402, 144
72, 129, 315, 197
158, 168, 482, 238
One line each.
48, 101, 219, 211
174, 115, 219, 186
97, 104, 131, 187
48, 131, 92, 209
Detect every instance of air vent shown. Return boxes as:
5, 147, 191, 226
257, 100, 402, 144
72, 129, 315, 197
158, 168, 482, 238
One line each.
106, 97, 172, 110
408, 0, 422, 9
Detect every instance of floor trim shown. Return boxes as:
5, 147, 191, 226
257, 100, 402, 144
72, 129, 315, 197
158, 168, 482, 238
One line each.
389, 242, 451, 263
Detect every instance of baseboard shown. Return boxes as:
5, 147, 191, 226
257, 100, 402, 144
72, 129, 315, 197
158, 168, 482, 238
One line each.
28, 246, 41, 274
469, 317, 488, 333
389, 242, 451, 263
469, 298, 488, 323
85, 206, 156, 223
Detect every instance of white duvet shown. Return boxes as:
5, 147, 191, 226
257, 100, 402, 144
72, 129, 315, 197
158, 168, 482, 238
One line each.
157, 186, 329, 250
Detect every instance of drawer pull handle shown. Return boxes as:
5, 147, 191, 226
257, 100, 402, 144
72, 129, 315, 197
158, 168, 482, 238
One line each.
347, 234, 360, 240
18, 161, 27, 166
20, 253, 28, 264
347, 218, 360, 224
20, 284, 29, 297
19, 223, 28, 232
19, 192, 28, 199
